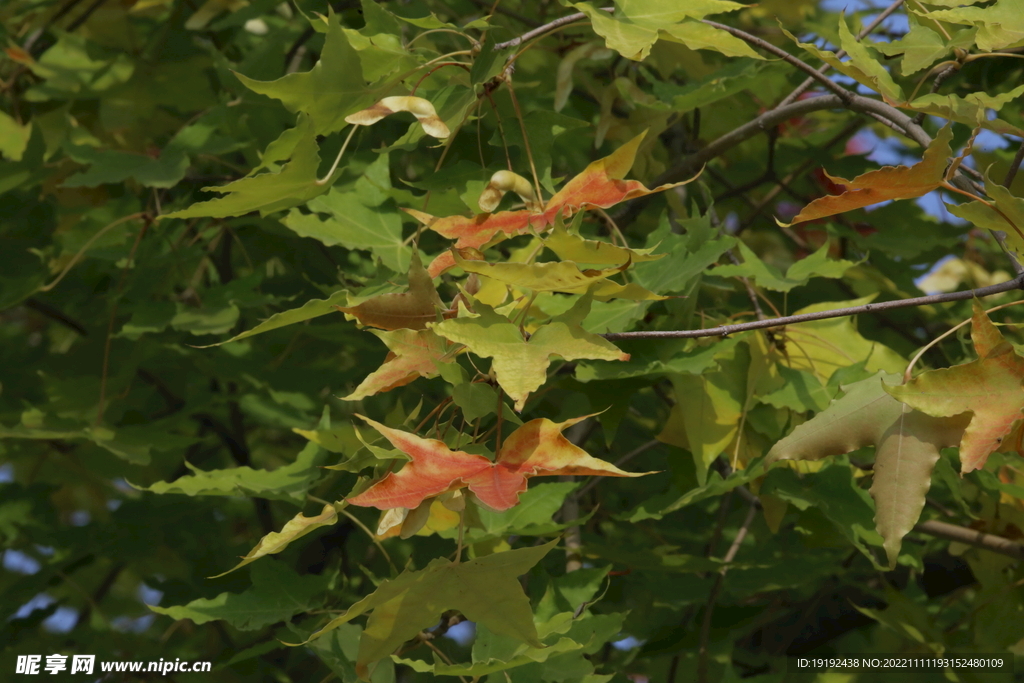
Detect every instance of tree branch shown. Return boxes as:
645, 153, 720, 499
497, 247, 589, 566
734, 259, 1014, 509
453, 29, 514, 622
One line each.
494, 11, 590, 50
915, 520, 1024, 559
701, 21, 854, 104
602, 273, 1024, 341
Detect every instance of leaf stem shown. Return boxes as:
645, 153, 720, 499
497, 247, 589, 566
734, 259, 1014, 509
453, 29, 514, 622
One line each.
455, 510, 465, 565
40, 212, 146, 292
504, 76, 545, 204
336, 504, 398, 576
902, 299, 1024, 382
315, 124, 359, 186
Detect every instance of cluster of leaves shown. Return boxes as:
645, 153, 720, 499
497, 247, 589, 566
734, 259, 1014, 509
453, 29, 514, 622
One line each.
4, 0, 1024, 681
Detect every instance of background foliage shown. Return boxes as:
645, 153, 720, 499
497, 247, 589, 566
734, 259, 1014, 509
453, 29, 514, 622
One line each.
3, 0, 1024, 681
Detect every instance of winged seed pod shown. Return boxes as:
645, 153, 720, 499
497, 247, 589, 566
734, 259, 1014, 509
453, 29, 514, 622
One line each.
479, 170, 541, 212
344, 96, 450, 138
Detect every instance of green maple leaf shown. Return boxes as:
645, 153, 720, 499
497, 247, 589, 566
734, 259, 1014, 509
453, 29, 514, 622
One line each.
904, 85, 1024, 137
708, 242, 856, 292
150, 560, 328, 631
295, 540, 558, 680
235, 10, 382, 135
886, 301, 1024, 474
574, 0, 762, 61
282, 153, 412, 273
430, 298, 629, 410
925, 0, 1024, 51
947, 168, 1024, 256
784, 16, 903, 103
451, 250, 663, 301
768, 372, 969, 568
61, 143, 188, 189
872, 15, 951, 76
135, 440, 325, 503
213, 503, 339, 577
164, 114, 333, 219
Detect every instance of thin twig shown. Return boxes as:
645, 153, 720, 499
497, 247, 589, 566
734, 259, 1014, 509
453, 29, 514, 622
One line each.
1004, 139, 1024, 188
336, 505, 398, 576
40, 213, 147, 292
696, 502, 758, 683
96, 220, 150, 425
601, 273, 1024, 341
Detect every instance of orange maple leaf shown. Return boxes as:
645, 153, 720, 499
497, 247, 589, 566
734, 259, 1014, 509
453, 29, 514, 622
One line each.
342, 329, 451, 401
780, 124, 953, 226
407, 131, 694, 277
347, 415, 651, 511
886, 300, 1024, 473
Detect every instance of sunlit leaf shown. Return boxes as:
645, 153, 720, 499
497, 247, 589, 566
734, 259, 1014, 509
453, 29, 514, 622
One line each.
783, 16, 903, 104
780, 124, 952, 225
348, 414, 649, 511
343, 329, 451, 400
886, 301, 1024, 473
430, 299, 629, 410
213, 503, 338, 577
411, 132, 694, 276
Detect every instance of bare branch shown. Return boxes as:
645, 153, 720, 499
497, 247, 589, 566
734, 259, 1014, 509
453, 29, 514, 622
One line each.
494, 10, 590, 50
602, 273, 1024, 341
915, 520, 1024, 559
701, 21, 854, 104
1004, 138, 1024, 188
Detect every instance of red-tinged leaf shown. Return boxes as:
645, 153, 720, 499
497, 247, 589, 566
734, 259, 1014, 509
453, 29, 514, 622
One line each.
410, 131, 694, 276
885, 301, 1024, 473
348, 415, 652, 512
346, 417, 493, 510
343, 329, 451, 401
336, 251, 444, 330
780, 124, 953, 226
4, 46, 33, 64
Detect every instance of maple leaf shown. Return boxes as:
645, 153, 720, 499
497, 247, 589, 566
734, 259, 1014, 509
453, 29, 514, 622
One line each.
336, 252, 444, 330
886, 301, 1024, 473
408, 132, 692, 276
295, 540, 558, 680
780, 124, 952, 226
925, 0, 1024, 52
234, 10, 382, 135
163, 114, 335, 219
573, 0, 762, 61
342, 329, 451, 401
211, 503, 338, 577
871, 15, 954, 76
430, 299, 630, 411
902, 85, 1024, 138
784, 16, 904, 104
451, 248, 663, 301
946, 169, 1024, 257
542, 217, 664, 265
347, 414, 649, 511
768, 372, 970, 568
